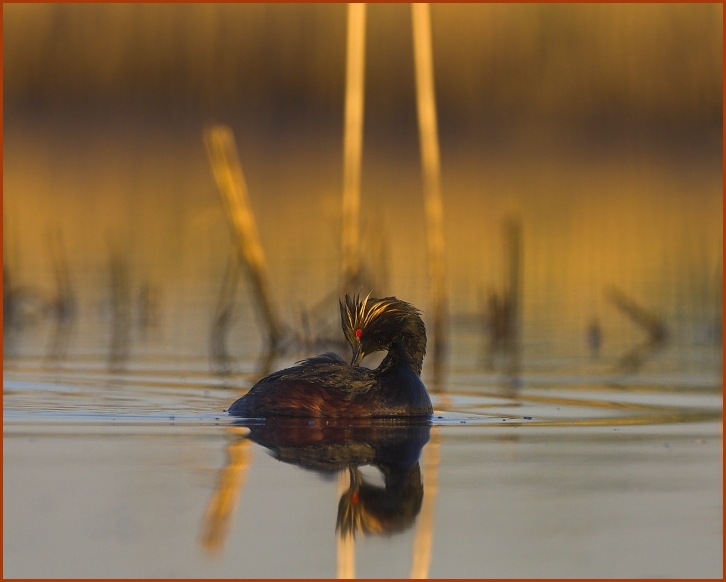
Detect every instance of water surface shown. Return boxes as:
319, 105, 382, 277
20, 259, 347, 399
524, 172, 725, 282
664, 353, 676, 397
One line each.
3, 302, 722, 577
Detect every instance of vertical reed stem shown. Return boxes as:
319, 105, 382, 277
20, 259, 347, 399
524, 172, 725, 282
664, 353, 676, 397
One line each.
409, 428, 441, 578
504, 216, 522, 380
336, 470, 356, 578
204, 125, 283, 348
199, 430, 253, 555
341, 2, 367, 292
506, 217, 522, 328
412, 3, 447, 374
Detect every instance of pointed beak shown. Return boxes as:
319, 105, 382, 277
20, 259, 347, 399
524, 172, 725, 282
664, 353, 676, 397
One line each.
351, 343, 365, 366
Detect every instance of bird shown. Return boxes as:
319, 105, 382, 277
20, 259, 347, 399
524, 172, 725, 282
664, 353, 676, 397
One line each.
227, 293, 433, 418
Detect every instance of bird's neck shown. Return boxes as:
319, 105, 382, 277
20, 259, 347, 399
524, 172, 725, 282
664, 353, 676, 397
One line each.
376, 340, 424, 376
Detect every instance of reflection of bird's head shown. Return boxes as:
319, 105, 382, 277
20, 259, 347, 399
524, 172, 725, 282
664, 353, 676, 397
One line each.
340, 293, 427, 374
335, 465, 424, 539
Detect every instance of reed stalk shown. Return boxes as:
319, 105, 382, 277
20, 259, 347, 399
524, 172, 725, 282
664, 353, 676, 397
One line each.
606, 286, 668, 374
412, 3, 447, 376
209, 256, 240, 374
204, 125, 283, 348
409, 427, 441, 579
340, 2, 367, 293
199, 429, 253, 555
504, 216, 522, 380
505, 216, 521, 334
336, 470, 356, 578
108, 244, 131, 371
45, 227, 76, 361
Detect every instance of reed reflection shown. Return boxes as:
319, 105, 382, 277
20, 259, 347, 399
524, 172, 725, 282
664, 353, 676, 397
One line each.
200, 420, 431, 556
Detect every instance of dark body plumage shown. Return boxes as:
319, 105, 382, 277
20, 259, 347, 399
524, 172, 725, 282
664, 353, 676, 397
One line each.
227, 295, 433, 418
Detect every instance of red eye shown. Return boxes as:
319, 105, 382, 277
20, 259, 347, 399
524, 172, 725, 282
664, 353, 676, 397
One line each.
355, 329, 362, 339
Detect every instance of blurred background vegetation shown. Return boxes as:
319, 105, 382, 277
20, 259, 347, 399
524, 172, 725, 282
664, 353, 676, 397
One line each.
5, 3, 722, 133
3, 3, 722, 366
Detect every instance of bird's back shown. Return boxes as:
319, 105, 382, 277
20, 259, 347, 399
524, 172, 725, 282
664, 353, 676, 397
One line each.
227, 353, 379, 418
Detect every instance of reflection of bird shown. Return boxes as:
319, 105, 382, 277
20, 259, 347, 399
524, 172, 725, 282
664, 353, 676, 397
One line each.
239, 418, 430, 472
228, 294, 432, 418
337, 464, 424, 539
236, 419, 430, 538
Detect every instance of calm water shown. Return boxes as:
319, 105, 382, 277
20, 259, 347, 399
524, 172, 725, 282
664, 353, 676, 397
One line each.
3, 275, 722, 577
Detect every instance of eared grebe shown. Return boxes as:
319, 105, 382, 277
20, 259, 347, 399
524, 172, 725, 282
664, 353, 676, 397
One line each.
227, 294, 433, 418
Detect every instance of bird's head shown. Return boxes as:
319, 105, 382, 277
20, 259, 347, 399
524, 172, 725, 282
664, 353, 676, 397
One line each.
339, 293, 427, 373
